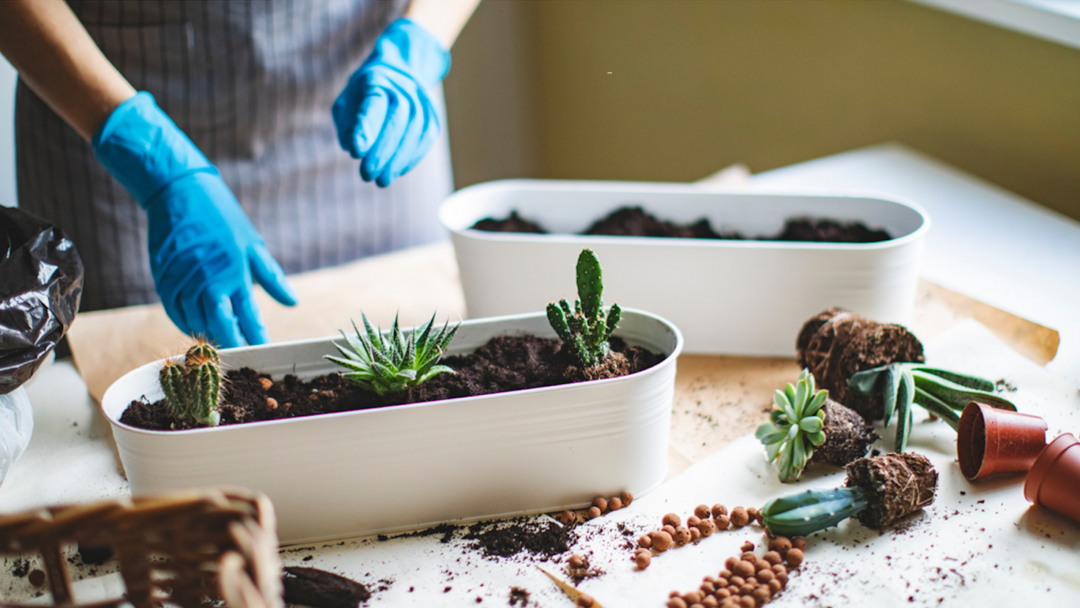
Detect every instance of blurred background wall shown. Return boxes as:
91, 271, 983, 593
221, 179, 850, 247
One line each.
444, 0, 1080, 222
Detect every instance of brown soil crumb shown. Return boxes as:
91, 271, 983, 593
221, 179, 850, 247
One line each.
509, 586, 531, 606
121, 335, 663, 431
464, 518, 577, 561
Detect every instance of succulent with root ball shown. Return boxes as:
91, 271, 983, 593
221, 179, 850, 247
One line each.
762, 452, 938, 537
159, 340, 223, 427
848, 363, 1016, 453
547, 249, 621, 368
757, 369, 879, 483
326, 312, 458, 396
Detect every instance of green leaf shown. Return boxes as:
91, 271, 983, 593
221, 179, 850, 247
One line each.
804, 390, 828, 417
913, 388, 962, 430
848, 364, 888, 395
882, 363, 900, 426
417, 364, 456, 384
895, 398, 913, 452
794, 380, 808, 417
911, 366, 994, 391
360, 312, 383, 351
912, 371, 1017, 412
769, 409, 787, 425
799, 417, 824, 433
784, 383, 797, 407
765, 440, 783, 462
808, 431, 826, 446
756, 422, 779, 441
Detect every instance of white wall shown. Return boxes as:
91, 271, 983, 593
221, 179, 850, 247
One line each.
0, 55, 16, 208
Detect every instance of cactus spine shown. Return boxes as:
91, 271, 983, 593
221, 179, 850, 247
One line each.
547, 249, 622, 367
159, 341, 223, 427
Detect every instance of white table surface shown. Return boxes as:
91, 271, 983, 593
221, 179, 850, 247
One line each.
3, 144, 1078, 604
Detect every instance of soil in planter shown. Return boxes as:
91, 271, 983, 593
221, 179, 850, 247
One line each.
120, 336, 663, 430
472, 206, 892, 243
796, 308, 925, 421
810, 399, 879, 467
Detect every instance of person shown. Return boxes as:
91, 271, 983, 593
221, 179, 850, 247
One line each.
0, 0, 481, 348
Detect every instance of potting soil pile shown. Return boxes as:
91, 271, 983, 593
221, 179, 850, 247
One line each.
2, 321, 1077, 607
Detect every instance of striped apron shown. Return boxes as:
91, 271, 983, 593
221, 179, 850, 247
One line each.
15, 0, 453, 312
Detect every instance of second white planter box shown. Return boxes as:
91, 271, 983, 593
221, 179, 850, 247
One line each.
101, 310, 682, 544
440, 180, 930, 357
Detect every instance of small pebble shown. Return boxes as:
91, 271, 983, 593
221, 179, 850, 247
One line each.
558, 510, 577, 525
740, 541, 755, 552
785, 548, 804, 568
730, 507, 750, 527
689, 527, 701, 542
752, 587, 771, 605
711, 504, 728, 519
768, 537, 792, 554
772, 564, 787, 576
683, 591, 702, 604
652, 531, 673, 552
586, 506, 601, 520
620, 491, 634, 506
768, 579, 782, 594
593, 497, 608, 513
568, 554, 586, 569
667, 598, 688, 608
266, 397, 278, 409
698, 520, 715, 537
638, 534, 653, 549
702, 596, 719, 608
663, 524, 677, 537
763, 551, 782, 565
792, 537, 807, 552
732, 561, 755, 578
724, 557, 738, 571
674, 526, 692, 546
258, 377, 273, 391
662, 513, 682, 527
608, 496, 623, 511
687, 515, 702, 528
739, 597, 756, 608
700, 581, 715, 594
756, 569, 775, 583
577, 593, 594, 607
729, 576, 745, 588
694, 504, 711, 519
28, 570, 45, 587
740, 551, 756, 563
635, 550, 651, 570
714, 514, 730, 530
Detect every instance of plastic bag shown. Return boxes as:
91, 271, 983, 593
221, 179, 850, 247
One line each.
0, 388, 33, 487
0, 206, 83, 393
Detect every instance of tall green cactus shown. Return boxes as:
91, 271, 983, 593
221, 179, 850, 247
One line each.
159, 341, 223, 427
547, 249, 622, 367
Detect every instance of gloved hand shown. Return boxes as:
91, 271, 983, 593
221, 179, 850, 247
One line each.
92, 92, 298, 348
332, 18, 451, 187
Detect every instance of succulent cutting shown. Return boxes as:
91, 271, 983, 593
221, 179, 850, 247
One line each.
326, 312, 459, 396
547, 249, 622, 368
762, 452, 938, 537
847, 363, 1016, 452
159, 340, 223, 427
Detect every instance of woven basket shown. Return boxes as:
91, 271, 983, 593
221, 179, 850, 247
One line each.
0, 488, 283, 608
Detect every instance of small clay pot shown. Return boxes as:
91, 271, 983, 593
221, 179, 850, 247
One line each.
1024, 433, 1080, 523
957, 402, 1047, 480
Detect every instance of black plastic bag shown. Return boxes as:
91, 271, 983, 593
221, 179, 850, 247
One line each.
0, 207, 83, 393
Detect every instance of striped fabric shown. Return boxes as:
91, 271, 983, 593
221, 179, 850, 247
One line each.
15, 0, 453, 311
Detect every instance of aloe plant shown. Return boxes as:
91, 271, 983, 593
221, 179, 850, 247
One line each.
756, 370, 828, 483
159, 340, 222, 427
848, 363, 1016, 452
547, 249, 621, 367
326, 312, 458, 396
762, 452, 938, 537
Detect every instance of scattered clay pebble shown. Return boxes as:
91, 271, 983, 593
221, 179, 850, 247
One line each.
756, 569, 775, 583
635, 550, 652, 569
752, 587, 771, 605
27, 570, 45, 587
763, 551, 782, 565
674, 526, 692, 546
732, 561, 755, 578
689, 527, 702, 542
568, 554, 586, 569
258, 377, 273, 391
558, 510, 577, 525
663, 524, 677, 537
746, 507, 759, 521
639, 534, 653, 549
652, 531, 673, 552
593, 497, 608, 513
700, 581, 715, 594
667, 597, 688, 608
577, 593, 595, 607
670, 591, 682, 598
772, 563, 787, 576
768, 579, 782, 594
698, 519, 715, 537
608, 496, 623, 511
683, 591, 703, 604
740, 551, 756, 563
754, 559, 771, 573
785, 548, 804, 568
792, 537, 807, 552
729, 576, 745, 588
711, 504, 727, 519
740, 541, 755, 552
266, 397, 278, 410
694, 504, 711, 519
621, 491, 634, 506
724, 557, 738, 571
768, 537, 791, 554
662, 513, 681, 527
586, 506, 602, 520
754, 511, 765, 526
730, 507, 750, 527
714, 514, 730, 530
702, 596, 719, 608
687, 515, 702, 528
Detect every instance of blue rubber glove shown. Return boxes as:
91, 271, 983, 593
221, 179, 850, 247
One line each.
332, 18, 451, 187
92, 92, 298, 348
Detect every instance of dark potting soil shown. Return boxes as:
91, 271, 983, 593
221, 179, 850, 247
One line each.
811, 399, 879, 467
463, 518, 577, 561
282, 567, 371, 608
845, 452, 938, 530
472, 206, 892, 243
796, 308, 925, 421
120, 335, 663, 431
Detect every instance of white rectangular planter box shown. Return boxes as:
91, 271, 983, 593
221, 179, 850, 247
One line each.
102, 310, 682, 544
440, 180, 930, 357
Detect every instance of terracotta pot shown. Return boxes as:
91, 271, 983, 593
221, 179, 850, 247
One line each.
1024, 433, 1080, 523
957, 401, 1047, 480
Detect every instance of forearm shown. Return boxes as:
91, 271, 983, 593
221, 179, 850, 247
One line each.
0, 0, 135, 141
405, 0, 481, 49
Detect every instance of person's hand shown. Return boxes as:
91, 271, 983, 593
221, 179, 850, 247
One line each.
92, 92, 297, 348
332, 18, 451, 187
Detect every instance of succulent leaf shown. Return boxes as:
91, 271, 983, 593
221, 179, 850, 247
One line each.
912, 388, 962, 430
761, 486, 869, 538
546, 249, 621, 368
758, 369, 830, 483
327, 311, 459, 395
910, 366, 995, 392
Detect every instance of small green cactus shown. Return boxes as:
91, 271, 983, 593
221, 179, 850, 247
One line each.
159, 340, 222, 427
547, 249, 622, 367
326, 312, 459, 396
